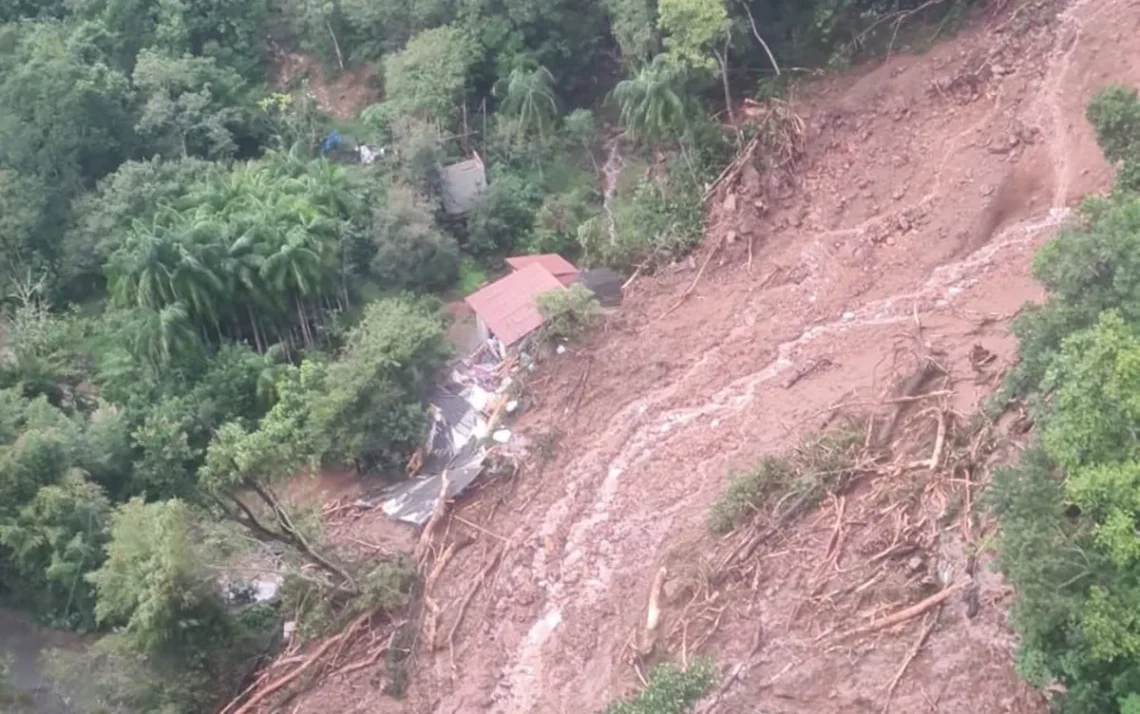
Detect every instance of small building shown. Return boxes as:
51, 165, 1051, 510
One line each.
505, 254, 581, 286
464, 263, 566, 346
440, 153, 488, 217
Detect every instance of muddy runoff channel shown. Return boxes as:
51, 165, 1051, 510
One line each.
487, 202, 1067, 712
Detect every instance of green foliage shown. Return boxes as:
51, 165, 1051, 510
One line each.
308, 296, 450, 469
604, 0, 658, 65
0, 296, 91, 399
382, 25, 479, 125
524, 185, 601, 258
657, 0, 727, 71
89, 498, 213, 649
1003, 192, 1140, 399
131, 49, 256, 160
0, 471, 111, 629
611, 56, 702, 144
457, 256, 488, 295
495, 62, 560, 147
993, 87, 1140, 714
0, 22, 136, 193
1087, 85, 1140, 184
707, 428, 864, 534
54, 500, 277, 712
603, 658, 717, 714
61, 156, 212, 298
590, 156, 709, 269
281, 555, 415, 639
370, 183, 461, 292
466, 172, 541, 259
536, 284, 601, 341
104, 153, 369, 361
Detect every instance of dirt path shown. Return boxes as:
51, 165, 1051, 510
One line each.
292, 1, 1140, 712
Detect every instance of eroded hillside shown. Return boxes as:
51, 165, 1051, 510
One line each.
288, 0, 1140, 711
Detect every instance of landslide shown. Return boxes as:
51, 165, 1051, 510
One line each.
291, 0, 1140, 711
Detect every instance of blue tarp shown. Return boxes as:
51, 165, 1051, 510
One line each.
319, 130, 344, 154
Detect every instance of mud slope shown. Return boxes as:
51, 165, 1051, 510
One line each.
295, 1, 1140, 712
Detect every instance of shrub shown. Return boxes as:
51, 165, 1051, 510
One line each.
707, 428, 864, 534
1087, 85, 1140, 168
603, 659, 717, 714
536, 284, 602, 341
523, 186, 601, 258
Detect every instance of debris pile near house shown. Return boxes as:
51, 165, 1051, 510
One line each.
375, 252, 623, 525
375, 341, 528, 524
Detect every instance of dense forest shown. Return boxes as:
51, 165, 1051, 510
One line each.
0, 0, 979, 711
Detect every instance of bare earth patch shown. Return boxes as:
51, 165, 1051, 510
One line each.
266, 0, 1140, 712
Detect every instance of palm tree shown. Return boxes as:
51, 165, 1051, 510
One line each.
495, 63, 560, 145
262, 232, 324, 349
610, 56, 698, 144
129, 303, 199, 367
107, 220, 181, 312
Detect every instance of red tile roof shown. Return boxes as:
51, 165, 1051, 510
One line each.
505, 254, 580, 278
464, 263, 566, 346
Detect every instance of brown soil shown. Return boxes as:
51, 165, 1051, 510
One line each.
275, 0, 1140, 712
273, 51, 378, 120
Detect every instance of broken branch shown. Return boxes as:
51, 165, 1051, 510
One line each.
227, 609, 373, 714
881, 610, 941, 713
661, 237, 725, 319
836, 582, 963, 642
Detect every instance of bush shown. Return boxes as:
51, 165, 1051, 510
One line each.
603, 659, 717, 714
586, 157, 706, 269
536, 284, 601, 341
523, 186, 601, 258
1087, 85, 1140, 169
707, 428, 864, 534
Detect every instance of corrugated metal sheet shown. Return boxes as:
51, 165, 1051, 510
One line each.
505, 254, 580, 280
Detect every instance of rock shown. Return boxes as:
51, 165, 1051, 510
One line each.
907, 555, 925, 573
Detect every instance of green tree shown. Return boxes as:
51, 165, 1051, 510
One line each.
381, 24, 479, 124
307, 296, 450, 469
1087, 85, 1140, 191
604, 0, 658, 65
61, 157, 211, 299
466, 172, 540, 259
131, 49, 252, 159
370, 183, 461, 292
657, 0, 727, 70
0, 471, 112, 629
495, 62, 560, 146
81, 497, 273, 713
611, 56, 701, 143
0, 22, 135, 192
